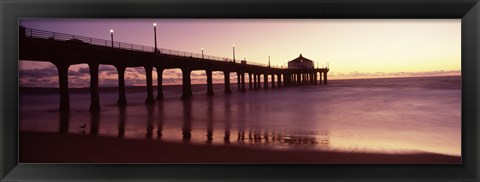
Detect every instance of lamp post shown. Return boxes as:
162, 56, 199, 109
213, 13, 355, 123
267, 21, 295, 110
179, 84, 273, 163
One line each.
232, 44, 236, 63
201, 47, 204, 59
153, 23, 158, 53
268, 56, 271, 67
110, 29, 114, 48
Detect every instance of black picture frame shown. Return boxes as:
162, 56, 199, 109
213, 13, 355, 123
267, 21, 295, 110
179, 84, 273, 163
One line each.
1, 0, 479, 181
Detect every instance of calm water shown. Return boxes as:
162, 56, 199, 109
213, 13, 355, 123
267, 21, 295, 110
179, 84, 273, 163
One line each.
19, 76, 461, 156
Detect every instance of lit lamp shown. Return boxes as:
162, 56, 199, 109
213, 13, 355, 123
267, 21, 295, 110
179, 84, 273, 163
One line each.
153, 23, 158, 53
110, 29, 114, 48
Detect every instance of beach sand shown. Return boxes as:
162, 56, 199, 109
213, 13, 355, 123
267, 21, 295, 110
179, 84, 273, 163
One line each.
20, 131, 461, 164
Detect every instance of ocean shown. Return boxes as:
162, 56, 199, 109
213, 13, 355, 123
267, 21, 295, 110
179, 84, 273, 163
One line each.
19, 76, 461, 156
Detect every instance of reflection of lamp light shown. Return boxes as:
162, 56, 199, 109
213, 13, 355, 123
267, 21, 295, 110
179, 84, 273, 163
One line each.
110, 29, 114, 47
153, 23, 158, 53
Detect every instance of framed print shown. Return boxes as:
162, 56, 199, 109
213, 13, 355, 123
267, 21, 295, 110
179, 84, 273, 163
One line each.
1, 0, 479, 181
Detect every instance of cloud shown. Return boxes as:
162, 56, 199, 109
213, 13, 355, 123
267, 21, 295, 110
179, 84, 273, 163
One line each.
78, 67, 90, 74
68, 69, 88, 77
19, 65, 64, 87
162, 70, 182, 79
68, 77, 89, 88
133, 67, 146, 74
20, 77, 57, 87
331, 70, 460, 79
19, 65, 58, 77
99, 65, 116, 72
104, 71, 118, 76
191, 72, 206, 77
125, 78, 147, 86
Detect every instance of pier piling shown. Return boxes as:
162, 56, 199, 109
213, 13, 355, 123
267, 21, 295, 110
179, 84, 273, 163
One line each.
89, 63, 100, 112
55, 62, 70, 113
116, 66, 127, 105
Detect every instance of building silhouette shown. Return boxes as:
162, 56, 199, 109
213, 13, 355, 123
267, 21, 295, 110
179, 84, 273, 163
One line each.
288, 54, 314, 69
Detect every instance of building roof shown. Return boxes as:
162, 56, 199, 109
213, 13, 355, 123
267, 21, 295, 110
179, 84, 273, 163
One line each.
288, 54, 314, 63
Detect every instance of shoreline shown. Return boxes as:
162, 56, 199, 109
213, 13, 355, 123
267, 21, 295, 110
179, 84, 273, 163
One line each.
20, 131, 461, 164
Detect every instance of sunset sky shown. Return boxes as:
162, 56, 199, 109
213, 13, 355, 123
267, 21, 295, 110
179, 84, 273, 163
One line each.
19, 19, 461, 88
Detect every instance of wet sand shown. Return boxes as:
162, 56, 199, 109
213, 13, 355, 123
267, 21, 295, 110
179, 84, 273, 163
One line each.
20, 132, 461, 164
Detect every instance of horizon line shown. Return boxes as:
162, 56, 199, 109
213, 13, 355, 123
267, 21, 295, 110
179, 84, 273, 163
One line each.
19, 74, 460, 89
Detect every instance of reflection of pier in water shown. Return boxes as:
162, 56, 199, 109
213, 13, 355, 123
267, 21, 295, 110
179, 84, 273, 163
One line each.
57, 98, 330, 150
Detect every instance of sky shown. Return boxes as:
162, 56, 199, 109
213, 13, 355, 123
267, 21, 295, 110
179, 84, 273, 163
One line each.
19, 19, 461, 88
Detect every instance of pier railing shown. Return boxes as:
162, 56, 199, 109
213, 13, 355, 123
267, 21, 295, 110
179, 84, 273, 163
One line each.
23, 27, 278, 68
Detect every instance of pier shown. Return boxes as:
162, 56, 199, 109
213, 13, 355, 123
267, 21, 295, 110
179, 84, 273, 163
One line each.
19, 27, 329, 112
